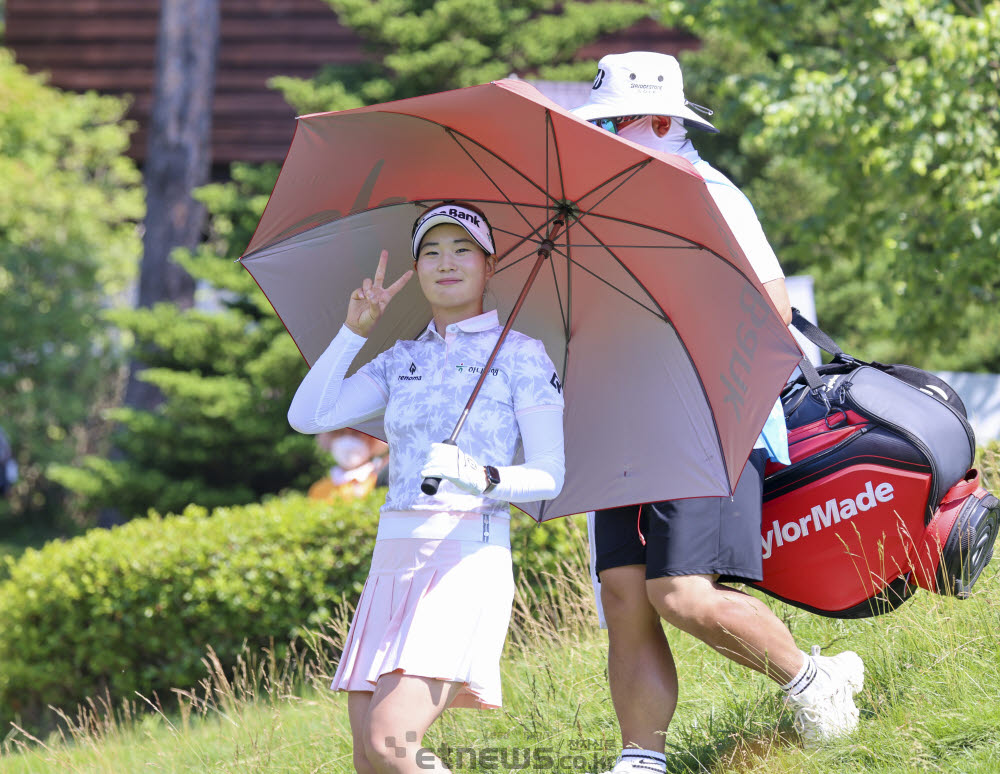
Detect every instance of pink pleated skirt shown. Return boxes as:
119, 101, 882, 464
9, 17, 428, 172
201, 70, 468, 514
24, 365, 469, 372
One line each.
331, 537, 515, 709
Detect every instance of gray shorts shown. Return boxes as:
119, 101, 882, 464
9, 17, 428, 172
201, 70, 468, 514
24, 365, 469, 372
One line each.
593, 449, 768, 583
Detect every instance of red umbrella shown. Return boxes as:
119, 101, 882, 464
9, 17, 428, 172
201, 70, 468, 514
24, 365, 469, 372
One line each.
240, 79, 802, 521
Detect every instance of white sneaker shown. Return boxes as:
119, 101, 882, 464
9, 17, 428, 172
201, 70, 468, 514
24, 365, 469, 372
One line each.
589, 751, 667, 774
787, 645, 865, 746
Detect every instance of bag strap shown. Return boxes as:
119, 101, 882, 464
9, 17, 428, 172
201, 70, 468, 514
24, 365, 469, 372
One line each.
796, 352, 826, 393
787, 308, 857, 409
790, 308, 849, 359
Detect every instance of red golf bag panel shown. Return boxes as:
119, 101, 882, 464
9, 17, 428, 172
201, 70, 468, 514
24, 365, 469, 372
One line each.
748, 312, 999, 618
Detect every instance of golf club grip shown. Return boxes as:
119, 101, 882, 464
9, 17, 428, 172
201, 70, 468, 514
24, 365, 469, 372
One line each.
421, 438, 457, 496
421, 476, 442, 496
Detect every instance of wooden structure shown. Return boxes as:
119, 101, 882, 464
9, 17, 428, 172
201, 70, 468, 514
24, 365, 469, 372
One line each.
4, 0, 698, 166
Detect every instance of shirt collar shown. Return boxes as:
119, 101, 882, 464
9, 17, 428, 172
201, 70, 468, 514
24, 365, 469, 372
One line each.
419, 309, 500, 340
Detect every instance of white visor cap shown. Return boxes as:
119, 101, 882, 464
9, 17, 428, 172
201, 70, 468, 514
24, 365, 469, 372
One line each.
572, 51, 718, 133
412, 204, 496, 259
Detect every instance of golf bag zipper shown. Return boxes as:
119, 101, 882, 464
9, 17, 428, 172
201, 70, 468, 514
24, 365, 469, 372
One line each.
764, 425, 871, 493
924, 385, 976, 454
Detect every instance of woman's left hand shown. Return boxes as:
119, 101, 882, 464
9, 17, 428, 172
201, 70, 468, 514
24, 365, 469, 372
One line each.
420, 442, 487, 495
345, 249, 414, 337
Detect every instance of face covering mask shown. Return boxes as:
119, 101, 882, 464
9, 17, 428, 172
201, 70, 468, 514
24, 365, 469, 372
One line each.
616, 116, 695, 159
329, 434, 371, 469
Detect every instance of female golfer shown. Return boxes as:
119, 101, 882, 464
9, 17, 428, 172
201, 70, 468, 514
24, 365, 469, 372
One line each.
288, 202, 566, 773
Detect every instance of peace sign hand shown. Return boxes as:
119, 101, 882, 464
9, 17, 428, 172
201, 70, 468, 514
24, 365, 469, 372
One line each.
344, 249, 414, 338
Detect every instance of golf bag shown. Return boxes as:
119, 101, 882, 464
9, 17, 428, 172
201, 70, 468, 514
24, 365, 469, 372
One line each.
749, 311, 1000, 618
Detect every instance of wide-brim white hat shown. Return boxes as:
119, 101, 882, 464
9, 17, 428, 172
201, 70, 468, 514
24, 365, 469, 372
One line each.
572, 51, 718, 133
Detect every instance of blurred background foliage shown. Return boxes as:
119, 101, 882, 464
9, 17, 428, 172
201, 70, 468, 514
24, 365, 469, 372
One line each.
48, 164, 330, 519
656, 0, 1000, 369
0, 49, 143, 531
2, 0, 998, 531
271, 0, 650, 113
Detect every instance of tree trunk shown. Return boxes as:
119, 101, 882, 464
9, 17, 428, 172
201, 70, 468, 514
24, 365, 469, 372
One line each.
127, 0, 220, 410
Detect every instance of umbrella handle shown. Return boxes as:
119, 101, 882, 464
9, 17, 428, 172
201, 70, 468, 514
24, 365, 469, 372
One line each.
420, 476, 442, 496
420, 439, 457, 495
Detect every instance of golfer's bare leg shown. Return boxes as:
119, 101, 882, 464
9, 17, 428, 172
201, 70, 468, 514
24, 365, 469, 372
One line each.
357, 673, 460, 773
348, 691, 378, 774
646, 574, 804, 683
602, 565, 678, 753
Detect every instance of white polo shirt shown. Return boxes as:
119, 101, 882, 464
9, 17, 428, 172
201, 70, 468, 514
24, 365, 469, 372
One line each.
288, 310, 565, 542
695, 159, 784, 285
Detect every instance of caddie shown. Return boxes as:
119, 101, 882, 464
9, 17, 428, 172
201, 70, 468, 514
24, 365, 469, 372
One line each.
573, 51, 865, 772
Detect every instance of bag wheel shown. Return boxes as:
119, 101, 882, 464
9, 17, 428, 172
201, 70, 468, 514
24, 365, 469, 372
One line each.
936, 494, 1000, 598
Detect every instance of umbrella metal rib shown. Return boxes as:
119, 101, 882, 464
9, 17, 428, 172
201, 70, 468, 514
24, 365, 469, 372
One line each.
573, 158, 653, 217
545, 235, 571, 343
573, 216, 672, 322
544, 108, 569, 219
573, 211, 763, 289
551, 247, 666, 322
443, 128, 556, 232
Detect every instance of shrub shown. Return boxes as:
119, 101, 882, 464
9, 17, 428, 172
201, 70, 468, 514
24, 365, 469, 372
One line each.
49, 163, 329, 523
0, 491, 586, 731
0, 492, 376, 730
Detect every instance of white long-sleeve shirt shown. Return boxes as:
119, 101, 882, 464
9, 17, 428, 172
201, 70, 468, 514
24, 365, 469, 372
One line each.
288, 310, 565, 542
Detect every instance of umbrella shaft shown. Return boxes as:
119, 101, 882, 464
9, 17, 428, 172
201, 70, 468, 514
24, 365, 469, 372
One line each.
446, 219, 564, 443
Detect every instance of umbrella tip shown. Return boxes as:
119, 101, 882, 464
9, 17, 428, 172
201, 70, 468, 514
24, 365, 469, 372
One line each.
553, 199, 582, 222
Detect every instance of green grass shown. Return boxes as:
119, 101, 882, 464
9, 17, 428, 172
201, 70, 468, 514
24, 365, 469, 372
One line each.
2, 546, 1000, 774
3, 443, 999, 772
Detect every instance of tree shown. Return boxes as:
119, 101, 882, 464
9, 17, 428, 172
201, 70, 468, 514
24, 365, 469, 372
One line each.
272, 0, 651, 114
135, 0, 220, 311
51, 164, 328, 518
654, 0, 1000, 370
126, 0, 221, 412
0, 49, 143, 526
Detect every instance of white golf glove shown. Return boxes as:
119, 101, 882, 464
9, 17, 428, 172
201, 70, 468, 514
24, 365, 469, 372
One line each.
420, 442, 486, 495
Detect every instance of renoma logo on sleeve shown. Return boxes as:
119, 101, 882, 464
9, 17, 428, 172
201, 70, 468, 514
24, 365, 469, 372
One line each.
399, 362, 422, 381
550, 373, 563, 393
762, 481, 895, 559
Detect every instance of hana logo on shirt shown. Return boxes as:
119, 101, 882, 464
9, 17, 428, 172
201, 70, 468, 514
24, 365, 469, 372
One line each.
456, 363, 499, 376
